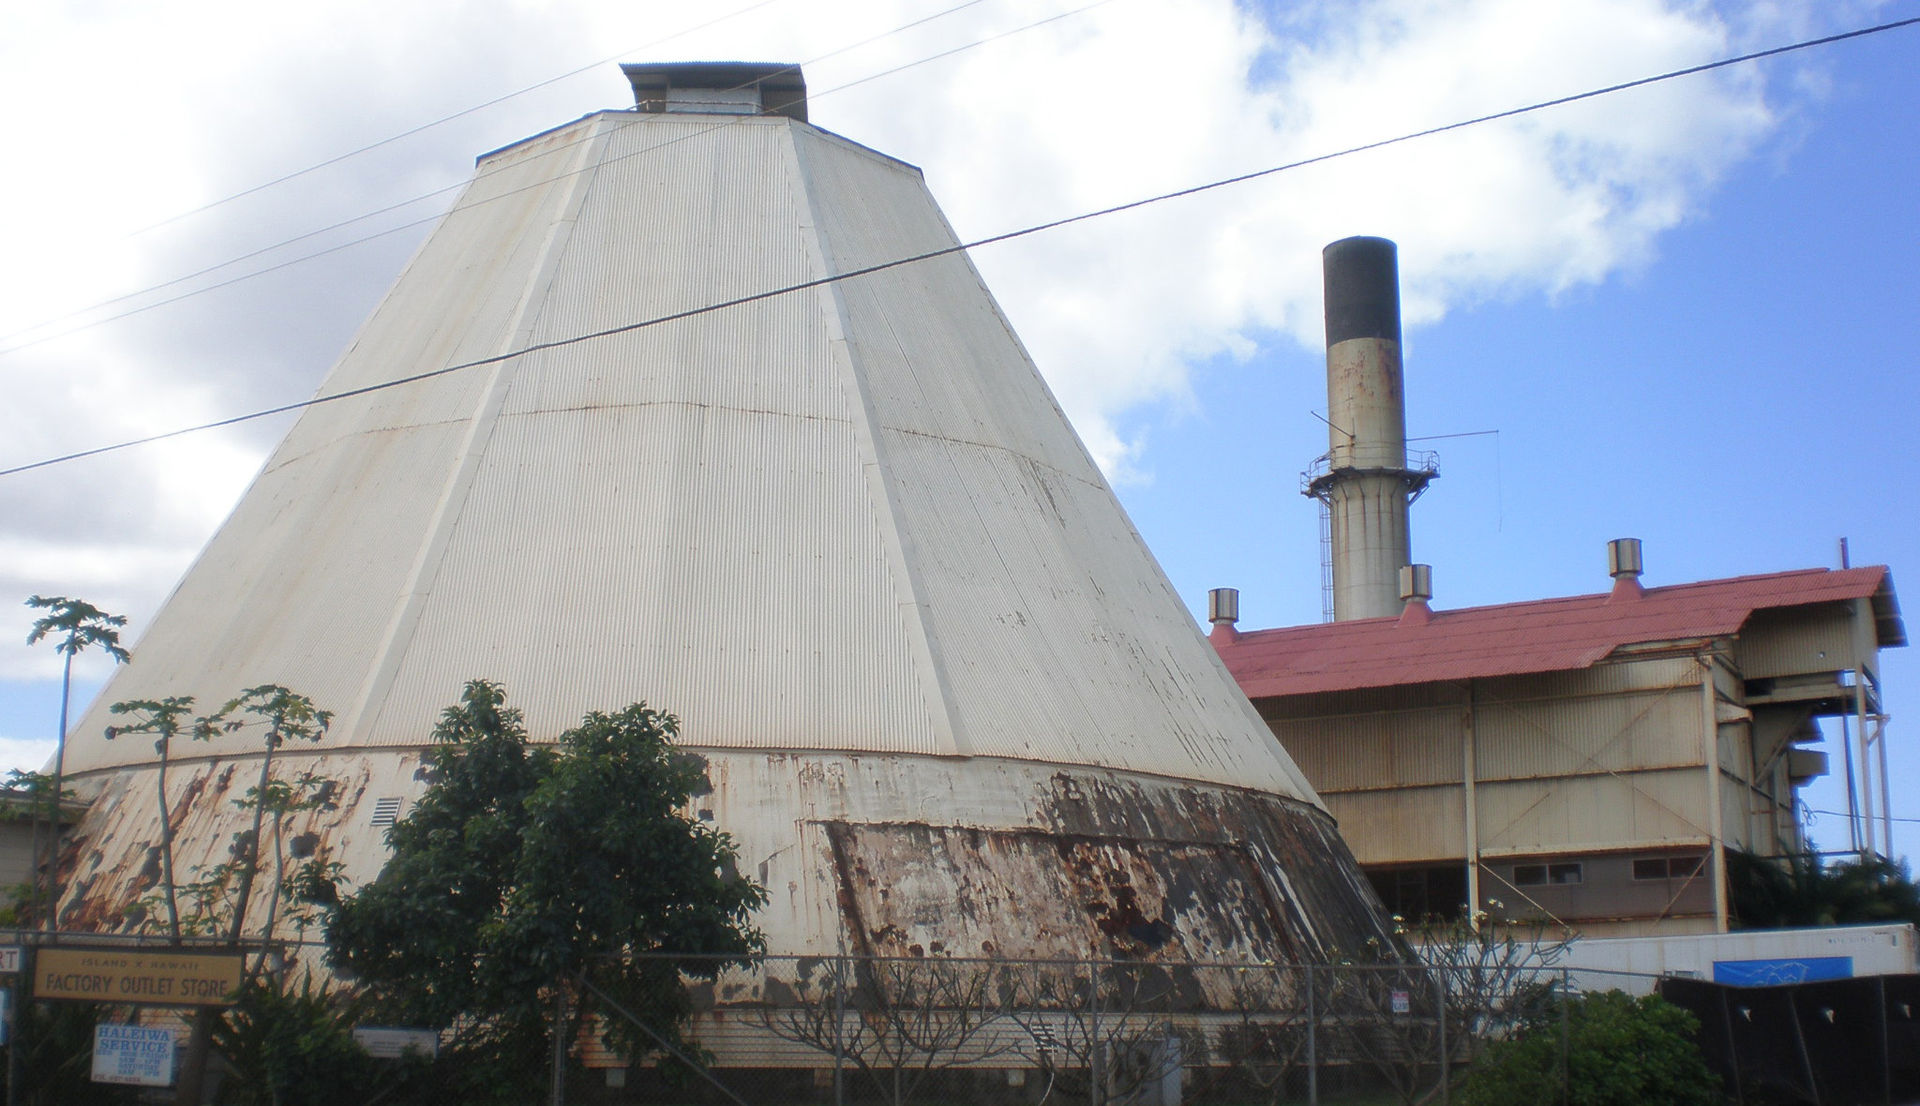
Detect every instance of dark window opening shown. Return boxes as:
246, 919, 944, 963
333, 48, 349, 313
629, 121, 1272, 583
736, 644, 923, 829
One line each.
1366, 864, 1468, 921
1632, 855, 1704, 880
1513, 861, 1583, 887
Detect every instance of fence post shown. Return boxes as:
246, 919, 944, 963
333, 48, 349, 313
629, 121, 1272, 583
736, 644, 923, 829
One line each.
833, 954, 845, 1106
1434, 968, 1448, 1106
5, 943, 30, 1106
1306, 964, 1319, 1106
549, 987, 567, 1106
1878, 975, 1891, 1106
1090, 959, 1104, 1106
1559, 967, 1570, 1102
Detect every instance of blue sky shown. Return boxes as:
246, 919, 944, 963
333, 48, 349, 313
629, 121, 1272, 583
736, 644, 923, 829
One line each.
0, 0, 1913, 858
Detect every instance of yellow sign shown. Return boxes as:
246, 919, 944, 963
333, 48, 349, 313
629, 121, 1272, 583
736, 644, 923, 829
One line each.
38, 948, 243, 1007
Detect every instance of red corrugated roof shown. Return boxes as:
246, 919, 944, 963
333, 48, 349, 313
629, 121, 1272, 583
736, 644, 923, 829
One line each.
1217, 565, 1902, 699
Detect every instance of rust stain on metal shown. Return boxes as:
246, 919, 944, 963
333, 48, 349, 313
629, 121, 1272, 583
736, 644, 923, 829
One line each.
812, 771, 1404, 999
55, 752, 425, 938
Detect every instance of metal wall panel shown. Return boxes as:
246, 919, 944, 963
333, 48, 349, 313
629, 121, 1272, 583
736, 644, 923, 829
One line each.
1260, 682, 1464, 720
57, 749, 1395, 964
790, 125, 1310, 793
1473, 684, 1702, 780
1733, 603, 1859, 680
1273, 708, 1464, 791
64, 118, 610, 769
1472, 654, 1700, 704
67, 110, 1316, 802
1472, 768, 1710, 856
1320, 787, 1465, 865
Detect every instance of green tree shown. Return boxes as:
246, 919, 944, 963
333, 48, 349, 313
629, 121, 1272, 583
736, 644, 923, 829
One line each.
1456, 990, 1719, 1106
1728, 848, 1920, 928
324, 681, 766, 1103
212, 973, 426, 1106
24, 595, 130, 928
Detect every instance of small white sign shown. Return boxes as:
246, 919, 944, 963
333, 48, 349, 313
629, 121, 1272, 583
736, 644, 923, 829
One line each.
353, 1026, 440, 1059
1390, 989, 1411, 1015
0, 947, 21, 974
92, 1024, 177, 1086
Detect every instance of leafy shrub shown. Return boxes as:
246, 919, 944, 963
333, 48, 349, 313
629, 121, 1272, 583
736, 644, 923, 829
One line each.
1456, 989, 1718, 1106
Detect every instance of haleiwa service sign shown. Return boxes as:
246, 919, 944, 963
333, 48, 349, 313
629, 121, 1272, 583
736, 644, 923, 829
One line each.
92, 1024, 177, 1086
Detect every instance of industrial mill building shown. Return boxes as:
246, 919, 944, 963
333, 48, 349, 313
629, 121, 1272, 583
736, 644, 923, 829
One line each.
1209, 238, 1906, 938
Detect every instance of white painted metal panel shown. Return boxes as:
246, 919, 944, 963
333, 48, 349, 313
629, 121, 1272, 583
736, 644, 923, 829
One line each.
1473, 686, 1701, 781
1733, 604, 1859, 680
1321, 787, 1465, 865
1276, 708, 1465, 792
1472, 768, 1711, 855
67, 107, 1317, 801
1550, 924, 1918, 995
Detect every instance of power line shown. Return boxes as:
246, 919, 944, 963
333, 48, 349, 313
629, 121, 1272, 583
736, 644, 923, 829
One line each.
124, 0, 797, 238
1809, 809, 1920, 826
0, 0, 1069, 355
4, 13, 1915, 479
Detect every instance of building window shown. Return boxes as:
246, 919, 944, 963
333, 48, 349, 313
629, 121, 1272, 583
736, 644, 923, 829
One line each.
1513, 862, 1583, 887
1366, 864, 1468, 921
1632, 855, 1704, 881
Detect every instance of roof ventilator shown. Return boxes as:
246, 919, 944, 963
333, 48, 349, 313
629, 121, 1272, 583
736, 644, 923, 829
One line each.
1208, 587, 1241, 644
1608, 538, 1645, 601
1398, 564, 1433, 626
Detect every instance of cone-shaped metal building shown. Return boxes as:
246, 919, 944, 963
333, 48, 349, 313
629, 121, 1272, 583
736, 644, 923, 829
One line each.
58, 65, 1395, 966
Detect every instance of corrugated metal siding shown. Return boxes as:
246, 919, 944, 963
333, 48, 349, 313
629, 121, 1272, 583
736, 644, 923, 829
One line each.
1721, 775, 1759, 851
68, 109, 1316, 802
368, 402, 943, 753
1473, 655, 1700, 703
1259, 681, 1463, 722
1473, 685, 1701, 780
1732, 603, 1860, 680
1273, 708, 1464, 792
1472, 768, 1709, 856
57, 749, 1391, 964
1321, 788, 1464, 865
65, 117, 609, 769
792, 125, 1308, 795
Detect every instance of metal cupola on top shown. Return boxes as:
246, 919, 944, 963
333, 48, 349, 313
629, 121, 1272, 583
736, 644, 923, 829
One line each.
55, 64, 1397, 975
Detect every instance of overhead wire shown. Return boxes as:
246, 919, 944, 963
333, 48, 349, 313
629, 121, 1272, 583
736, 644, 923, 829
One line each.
123, 0, 797, 238
0, 0, 1069, 356
3, 13, 1916, 480
1809, 809, 1920, 826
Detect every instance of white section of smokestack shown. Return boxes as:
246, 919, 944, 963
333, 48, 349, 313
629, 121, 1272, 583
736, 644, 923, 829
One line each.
1321, 237, 1415, 621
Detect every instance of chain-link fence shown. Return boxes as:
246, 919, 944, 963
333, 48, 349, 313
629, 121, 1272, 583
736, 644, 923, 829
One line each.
0, 930, 1683, 1106
591, 954, 1606, 1106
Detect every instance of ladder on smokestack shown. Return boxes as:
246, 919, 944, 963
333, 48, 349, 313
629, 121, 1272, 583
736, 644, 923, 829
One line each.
1317, 500, 1334, 622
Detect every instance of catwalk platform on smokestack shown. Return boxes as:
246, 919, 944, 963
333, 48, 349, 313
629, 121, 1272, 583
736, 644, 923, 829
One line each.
1303, 236, 1437, 621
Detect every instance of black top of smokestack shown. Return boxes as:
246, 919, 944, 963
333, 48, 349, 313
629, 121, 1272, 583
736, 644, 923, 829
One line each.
1323, 236, 1401, 346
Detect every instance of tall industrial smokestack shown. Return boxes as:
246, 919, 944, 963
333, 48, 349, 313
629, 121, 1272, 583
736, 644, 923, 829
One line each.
1304, 237, 1436, 621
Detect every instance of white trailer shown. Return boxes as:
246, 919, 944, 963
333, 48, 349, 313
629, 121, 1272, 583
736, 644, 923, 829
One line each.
1546, 923, 1916, 994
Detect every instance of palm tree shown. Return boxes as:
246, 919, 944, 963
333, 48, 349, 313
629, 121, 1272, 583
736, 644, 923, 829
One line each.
25, 595, 130, 931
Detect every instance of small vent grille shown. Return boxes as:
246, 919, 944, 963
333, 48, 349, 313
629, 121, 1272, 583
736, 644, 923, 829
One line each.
370, 797, 403, 827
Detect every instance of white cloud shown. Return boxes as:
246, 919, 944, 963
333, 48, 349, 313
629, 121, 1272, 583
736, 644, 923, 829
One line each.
0, 0, 1838, 676
0, 737, 57, 778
